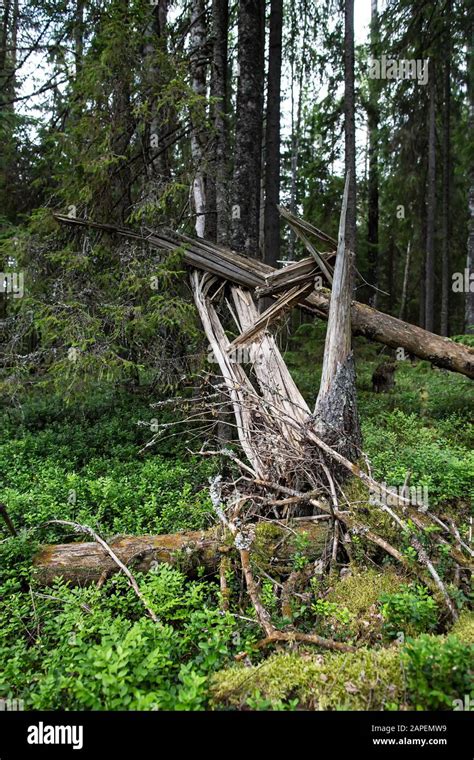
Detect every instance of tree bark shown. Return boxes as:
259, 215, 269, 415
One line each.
189, 0, 208, 238
231, 0, 265, 256
344, 0, 356, 260
425, 61, 436, 332
144, 0, 172, 183
74, 0, 84, 76
0, 0, 18, 226
33, 521, 329, 586
207, 0, 230, 244
263, 0, 283, 269
309, 289, 474, 378
387, 237, 395, 314
440, 51, 451, 337
288, 1, 308, 260
367, 0, 379, 305
399, 241, 411, 321
466, 33, 474, 333
110, 0, 133, 223
314, 174, 361, 463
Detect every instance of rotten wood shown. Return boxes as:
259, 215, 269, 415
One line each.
33, 521, 329, 586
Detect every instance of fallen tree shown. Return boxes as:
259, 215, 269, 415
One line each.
33, 520, 330, 586
36, 195, 471, 650
52, 212, 474, 378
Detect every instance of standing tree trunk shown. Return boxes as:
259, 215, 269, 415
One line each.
74, 0, 84, 76
146, 0, 172, 183
208, 0, 232, 439
367, 0, 379, 305
189, 0, 208, 238
207, 0, 230, 244
418, 168, 427, 328
231, 0, 265, 256
425, 61, 436, 333
263, 0, 283, 269
344, 0, 356, 262
387, 236, 395, 314
288, 1, 308, 260
466, 35, 474, 333
399, 241, 411, 321
440, 52, 451, 337
0, 0, 12, 319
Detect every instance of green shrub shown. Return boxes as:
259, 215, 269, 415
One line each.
379, 584, 438, 640
1, 378, 471, 712
403, 634, 474, 710
362, 410, 473, 507
312, 599, 354, 641
0, 566, 236, 710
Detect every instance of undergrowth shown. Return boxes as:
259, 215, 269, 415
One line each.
0, 344, 472, 710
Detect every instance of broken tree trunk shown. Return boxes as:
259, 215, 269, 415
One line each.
314, 173, 361, 463
191, 271, 311, 482
53, 214, 474, 378
33, 521, 329, 586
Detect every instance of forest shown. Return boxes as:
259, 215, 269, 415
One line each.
0, 0, 473, 724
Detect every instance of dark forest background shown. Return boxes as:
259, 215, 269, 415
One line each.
0, 0, 473, 395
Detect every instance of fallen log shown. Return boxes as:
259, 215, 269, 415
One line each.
310, 290, 474, 378
53, 213, 474, 378
33, 520, 330, 586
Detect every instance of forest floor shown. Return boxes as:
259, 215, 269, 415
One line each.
1, 325, 473, 710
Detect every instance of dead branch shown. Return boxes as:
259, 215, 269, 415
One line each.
209, 476, 355, 653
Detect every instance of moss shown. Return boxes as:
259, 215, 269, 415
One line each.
327, 566, 403, 614
211, 646, 404, 711
253, 521, 283, 548
252, 521, 328, 574
342, 477, 401, 547
322, 566, 405, 642
449, 610, 474, 644
342, 475, 372, 504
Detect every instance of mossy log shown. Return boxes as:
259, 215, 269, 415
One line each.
33, 520, 329, 586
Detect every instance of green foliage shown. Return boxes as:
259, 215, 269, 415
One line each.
451, 334, 474, 348
291, 531, 312, 569
362, 409, 473, 507
379, 584, 439, 640
0, 391, 215, 539
1, 366, 471, 712
0, 566, 236, 711
260, 579, 279, 616
0, 390, 232, 709
312, 599, 354, 641
403, 634, 474, 710
245, 691, 299, 711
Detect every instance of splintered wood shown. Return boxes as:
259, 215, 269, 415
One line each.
191, 270, 311, 482
38, 207, 473, 628
53, 213, 474, 378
